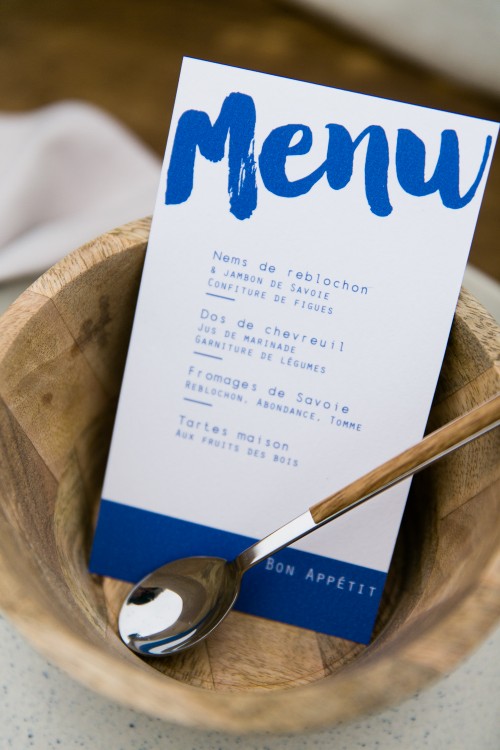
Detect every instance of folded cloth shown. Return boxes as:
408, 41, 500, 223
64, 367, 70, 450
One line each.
0, 101, 161, 283
1, 99, 498, 325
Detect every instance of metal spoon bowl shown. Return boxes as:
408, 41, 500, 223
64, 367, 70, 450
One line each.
119, 394, 500, 656
119, 557, 240, 654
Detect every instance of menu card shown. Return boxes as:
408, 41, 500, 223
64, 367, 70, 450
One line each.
90, 58, 498, 644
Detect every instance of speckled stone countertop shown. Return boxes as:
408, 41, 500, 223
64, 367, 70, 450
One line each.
0, 614, 498, 749
0, 267, 499, 749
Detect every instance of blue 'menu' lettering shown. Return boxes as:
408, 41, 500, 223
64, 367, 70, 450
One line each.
258, 123, 391, 216
165, 92, 257, 220
165, 92, 492, 219
396, 129, 492, 209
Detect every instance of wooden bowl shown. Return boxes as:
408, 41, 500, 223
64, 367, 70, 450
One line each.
0, 217, 499, 733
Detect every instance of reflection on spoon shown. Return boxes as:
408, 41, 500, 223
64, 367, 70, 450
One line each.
119, 558, 239, 655
120, 586, 183, 637
119, 394, 500, 657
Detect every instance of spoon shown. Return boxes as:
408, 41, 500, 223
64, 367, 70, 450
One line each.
119, 393, 500, 656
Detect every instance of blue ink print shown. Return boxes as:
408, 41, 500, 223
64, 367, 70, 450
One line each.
396, 128, 492, 209
165, 92, 492, 219
259, 123, 392, 216
166, 92, 257, 220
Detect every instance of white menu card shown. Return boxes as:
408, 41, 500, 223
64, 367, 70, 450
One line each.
90, 58, 498, 643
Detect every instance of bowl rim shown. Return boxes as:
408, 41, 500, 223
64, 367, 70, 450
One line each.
0, 217, 499, 733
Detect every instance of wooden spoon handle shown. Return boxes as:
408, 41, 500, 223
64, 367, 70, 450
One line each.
309, 393, 500, 524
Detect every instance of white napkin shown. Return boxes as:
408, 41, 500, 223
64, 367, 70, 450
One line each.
0, 101, 161, 283
0, 98, 498, 323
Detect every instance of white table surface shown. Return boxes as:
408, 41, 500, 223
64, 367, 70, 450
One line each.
0, 266, 499, 749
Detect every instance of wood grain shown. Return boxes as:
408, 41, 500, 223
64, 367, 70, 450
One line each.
310, 394, 500, 524
0, 219, 498, 732
1, 0, 499, 282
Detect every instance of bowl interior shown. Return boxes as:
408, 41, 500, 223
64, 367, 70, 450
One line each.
0, 218, 498, 732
